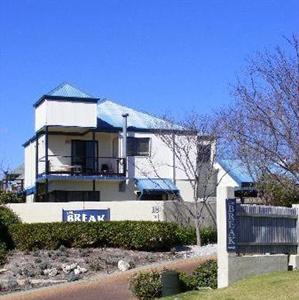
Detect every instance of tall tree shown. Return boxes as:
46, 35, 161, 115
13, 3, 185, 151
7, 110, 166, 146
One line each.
217, 36, 299, 202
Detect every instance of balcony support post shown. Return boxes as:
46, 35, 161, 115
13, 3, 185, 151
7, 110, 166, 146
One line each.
35, 132, 39, 202
45, 126, 49, 174
122, 113, 129, 176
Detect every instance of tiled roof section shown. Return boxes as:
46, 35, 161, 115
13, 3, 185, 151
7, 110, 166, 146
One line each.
97, 100, 176, 130
46, 83, 94, 98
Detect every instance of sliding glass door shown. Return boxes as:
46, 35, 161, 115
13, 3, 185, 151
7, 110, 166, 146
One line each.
71, 140, 98, 174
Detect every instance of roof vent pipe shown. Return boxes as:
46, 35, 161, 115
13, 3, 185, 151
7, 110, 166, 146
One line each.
122, 113, 129, 159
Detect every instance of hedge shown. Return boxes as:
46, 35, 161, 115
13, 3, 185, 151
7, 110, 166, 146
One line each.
8, 221, 216, 252
0, 207, 20, 265
0, 191, 25, 204
9, 221, 192, 251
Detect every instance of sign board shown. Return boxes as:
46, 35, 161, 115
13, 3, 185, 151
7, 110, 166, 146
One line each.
226, 198, 237, 252
62, 209, 110, 222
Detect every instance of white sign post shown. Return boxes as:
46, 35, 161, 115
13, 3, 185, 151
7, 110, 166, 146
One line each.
216, 186, 235, 288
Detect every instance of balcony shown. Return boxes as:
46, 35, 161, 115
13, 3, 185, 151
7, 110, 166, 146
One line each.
38, 155, 126, 177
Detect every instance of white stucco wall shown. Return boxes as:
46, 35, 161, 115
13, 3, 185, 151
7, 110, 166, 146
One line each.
7, 201, 166, 223
24, 142, 36, 189
215, 162, 239, 189
35, 100, 97, 130
35, 101, 47, 131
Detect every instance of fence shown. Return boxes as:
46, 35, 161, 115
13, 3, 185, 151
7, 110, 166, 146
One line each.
233, 201, 298, 254
217, 186, 299, 288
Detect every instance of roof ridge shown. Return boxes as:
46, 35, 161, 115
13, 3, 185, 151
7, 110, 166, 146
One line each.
45, 82, 95, 98
99, 98, 163, 121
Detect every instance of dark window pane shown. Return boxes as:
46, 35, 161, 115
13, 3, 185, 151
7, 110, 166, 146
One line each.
71, 140, 97, 173
197, 144, 211, 162
127, 137, 150, 156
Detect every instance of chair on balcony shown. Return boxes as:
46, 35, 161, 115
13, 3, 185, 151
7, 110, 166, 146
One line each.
100, 163, 113, 174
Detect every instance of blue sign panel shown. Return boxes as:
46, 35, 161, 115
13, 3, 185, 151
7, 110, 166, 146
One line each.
62, 209, 110, 222
226, 198, 237, 252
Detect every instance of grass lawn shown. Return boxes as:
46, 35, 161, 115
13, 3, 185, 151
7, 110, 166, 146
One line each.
163, 271, 299, 300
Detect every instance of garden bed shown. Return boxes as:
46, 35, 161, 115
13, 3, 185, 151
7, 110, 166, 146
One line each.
0, 244, 216, 294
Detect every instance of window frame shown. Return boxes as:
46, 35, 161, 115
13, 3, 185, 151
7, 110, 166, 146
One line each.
127, 137, 151, 157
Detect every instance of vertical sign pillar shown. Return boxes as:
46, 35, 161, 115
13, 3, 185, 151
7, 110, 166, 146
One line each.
216, 186, 235, 288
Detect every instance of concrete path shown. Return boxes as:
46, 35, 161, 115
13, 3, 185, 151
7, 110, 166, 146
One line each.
0, 256, 215, 300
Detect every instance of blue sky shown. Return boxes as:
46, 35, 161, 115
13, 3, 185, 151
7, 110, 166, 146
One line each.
0, 0, 298, 169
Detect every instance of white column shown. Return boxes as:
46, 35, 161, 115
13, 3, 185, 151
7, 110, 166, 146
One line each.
217, 185, 235, 288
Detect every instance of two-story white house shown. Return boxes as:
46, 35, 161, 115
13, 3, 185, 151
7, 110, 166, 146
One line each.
23, 83, 200, 204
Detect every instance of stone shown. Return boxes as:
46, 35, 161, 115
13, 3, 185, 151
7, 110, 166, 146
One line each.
74, 266, 87, 275
0, 268, 8, 274
62, 263, 78, 274
117, 260, 131, 272
44, 268, 58, 277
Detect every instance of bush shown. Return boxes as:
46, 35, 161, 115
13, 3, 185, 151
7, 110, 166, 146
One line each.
8, 221, 196, 251
0, 191, 24, 204
200, 227, 217, 245
0, 241, 7, 266
130, 259, 217, 299
0, 206, 21, 228
191, 259, 217, 289
175, 226, 217, 246
129, 270, 162, 300
0, 206, 20, 265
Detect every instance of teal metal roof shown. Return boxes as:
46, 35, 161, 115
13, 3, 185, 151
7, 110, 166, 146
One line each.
33, 83, 99, 107
135, 178, 179, 193
218, 159, 254, 185
97, 100, 179, 130
46, 83, 94, 98
32, 83, 183, 131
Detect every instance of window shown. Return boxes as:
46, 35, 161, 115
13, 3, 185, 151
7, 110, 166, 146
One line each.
127, 137, 150, 156
71, 140, 98, 173
197, 144, 211, 163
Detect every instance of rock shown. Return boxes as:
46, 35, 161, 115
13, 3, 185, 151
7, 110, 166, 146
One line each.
0, 268, 8, 274
117, 260, 131, 272
62, 263, 78, 274
0, 277, 18, 290
74, 266, 87, 275
44, 268, 58, 277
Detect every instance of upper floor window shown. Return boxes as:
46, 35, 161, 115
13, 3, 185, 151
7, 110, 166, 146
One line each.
127, 137, 150, 156
197, 144, 211, 163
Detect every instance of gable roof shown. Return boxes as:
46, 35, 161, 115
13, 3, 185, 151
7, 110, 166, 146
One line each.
33, 83, 99, 107
46, 83, 94, 98
218, 159, 254, 185
97, 100, 174, 130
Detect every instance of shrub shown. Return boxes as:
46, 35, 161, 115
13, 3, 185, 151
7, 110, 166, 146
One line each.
9, 221, 195, 251
191, 259, 217, 289
0, 191, 25, 204
200, 227, 217, 245
130, 259, 217, 299
0, 206, 20, 264
0, 241, 7, 266
175, 226, 217, 246
129, 270, 162, 300
0, 206, 21, 228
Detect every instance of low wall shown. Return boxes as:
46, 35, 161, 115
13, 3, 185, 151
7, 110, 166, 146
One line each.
228, 254, 288, 284
6, 200, 216, 226
6, 201, 165, 223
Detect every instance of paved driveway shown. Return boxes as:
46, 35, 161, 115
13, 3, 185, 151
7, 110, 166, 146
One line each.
1, 256, 214, 300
